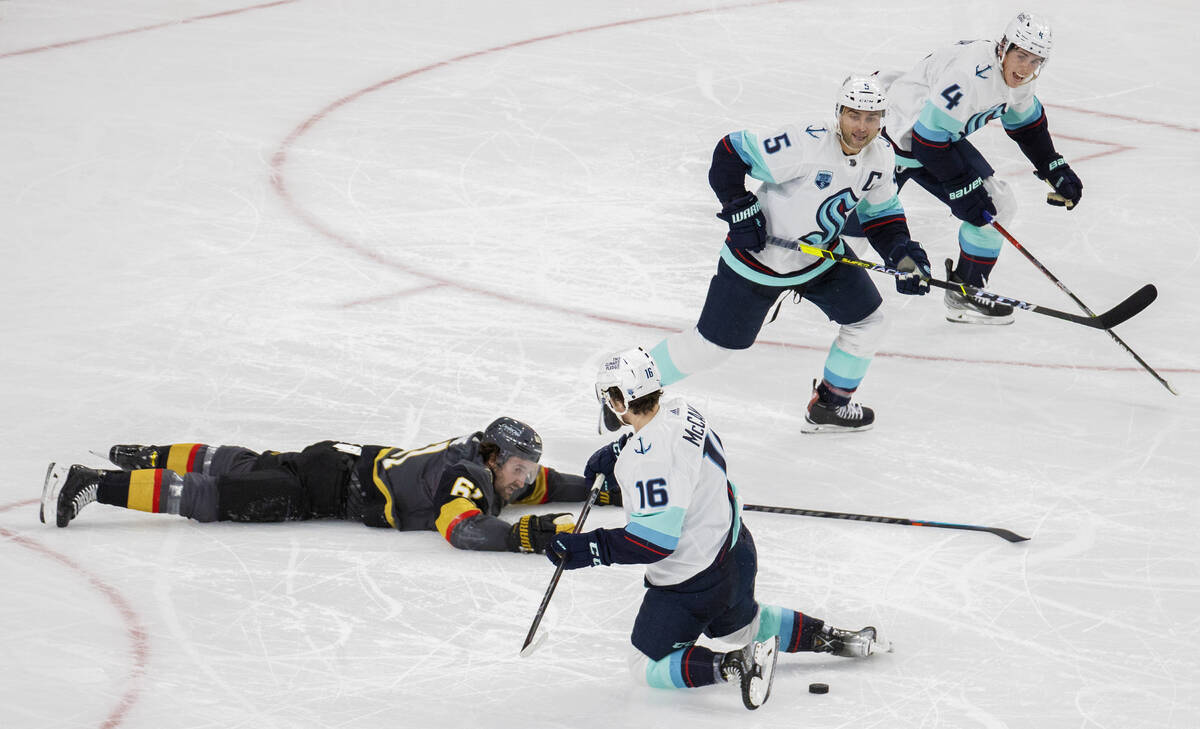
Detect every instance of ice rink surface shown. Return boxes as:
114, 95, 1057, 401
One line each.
3, 0, 1199, 727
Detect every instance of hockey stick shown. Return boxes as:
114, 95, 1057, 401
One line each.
519, 473, 605, 657
743, 503, 1029, 543
767, 236, 1156, 330
984, 213, 1178, 395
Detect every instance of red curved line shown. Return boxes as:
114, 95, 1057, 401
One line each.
0, 507, 148, 729
0, 0, 299, 60
267, 6, 1190, 378
1046, 103, 1200, 134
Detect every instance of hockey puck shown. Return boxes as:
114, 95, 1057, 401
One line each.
808, 682, 829, 694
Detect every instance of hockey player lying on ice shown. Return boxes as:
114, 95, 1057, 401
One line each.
40, 417, 618, 555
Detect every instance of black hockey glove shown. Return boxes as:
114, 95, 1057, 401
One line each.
885, 239, 931, 296
506, 513, 575, 554
716, 192, 767, 252
584, 433, 630, 497
942, 172, 996, 227
546, 530, 605, 570
1035, 157, 1082, 209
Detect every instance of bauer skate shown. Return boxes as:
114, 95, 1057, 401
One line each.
40, 464, 103, 528
802, 380, 875, 433
720, 636, 779, 710
943, 259, 1014, 325
813, 625, 892, 658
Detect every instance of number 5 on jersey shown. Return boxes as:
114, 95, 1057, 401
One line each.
634, 478, 668, 509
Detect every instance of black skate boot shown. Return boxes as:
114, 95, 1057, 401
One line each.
943, 259, 1014, 325
40, 464, 104, 527
108, 444, 160, 469
719, 636, 779, 710
803, 380, 875, 433
813, 625, 892, 658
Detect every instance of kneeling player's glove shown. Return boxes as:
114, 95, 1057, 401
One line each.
584, 433, 629, 499
942, 172, 996, 227
507, 513, 574, 554
1035, 157, 1082, 209
886, 239, 931, 296
546, 530, 605, 570
716, 192, 767, 252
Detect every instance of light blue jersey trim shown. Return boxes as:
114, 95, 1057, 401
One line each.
728, 131, 776, 184
958, 222, 1003, 257
915, 100, 961, 141
822, 342, 871, 391
755, 604, 795, 644
1002, 97, 1043, 130
896, 155, 923, 169
856, 193, 904, 223
645, 650, 687, 689
718, 237, 844, 287
650, 339, 687, 386
628, 506, 687, 550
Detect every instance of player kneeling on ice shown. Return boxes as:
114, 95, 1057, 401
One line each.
41, 418, 619, 554
844, 12, 1082, 325
546, 348, 890, 710
648, 75, 930, 434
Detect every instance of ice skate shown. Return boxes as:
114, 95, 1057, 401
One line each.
720, 636, 779, 710
40, 463, 103, 528
107, 444, 160, 469
813, 625, 892, 658
803, 380, 874, 433
943, 259, 1014, 325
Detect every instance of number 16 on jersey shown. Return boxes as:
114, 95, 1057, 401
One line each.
634, 478, 668, 508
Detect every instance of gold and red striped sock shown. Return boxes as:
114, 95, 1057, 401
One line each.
97, 469, 185, 514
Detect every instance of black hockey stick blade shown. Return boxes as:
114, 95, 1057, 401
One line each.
742, 504, 1030, 543
520, 474, 604, 657
1094, 283, 1156, 329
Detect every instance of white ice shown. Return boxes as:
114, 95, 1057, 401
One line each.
2, 1, 1199, 727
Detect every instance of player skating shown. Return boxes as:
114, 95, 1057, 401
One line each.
847, 11, 1083, 324
647, 76, 930, 433
40, 418, 618, 554
546, 348, 890, 710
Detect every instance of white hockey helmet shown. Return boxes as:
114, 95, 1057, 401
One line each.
999, 12, 1053, 65
835, 75, 888, 116
594, 346, 661, 431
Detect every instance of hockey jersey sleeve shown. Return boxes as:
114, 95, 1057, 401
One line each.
510, 467, 620, 506
708, 125, 811, 203
432, 464, 511, 551
1001, 88, 1060, 170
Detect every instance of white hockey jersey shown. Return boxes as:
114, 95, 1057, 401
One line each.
723, 119, 904, 286
882, 39, 1044, 166
613, 396, 741, 587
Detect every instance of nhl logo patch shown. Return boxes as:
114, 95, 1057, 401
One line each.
815, 171, 833, 190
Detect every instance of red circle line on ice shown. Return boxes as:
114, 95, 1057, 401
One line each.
0, 499, 149, 729
266, 5, 1193, 378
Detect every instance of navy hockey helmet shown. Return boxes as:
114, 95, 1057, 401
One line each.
482, 417, 543, 465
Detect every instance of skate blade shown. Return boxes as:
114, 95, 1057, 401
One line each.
741, 637, 779, 710
944, 309, 1014, 326
39, 463, 63, 526
801, 421, 874, 434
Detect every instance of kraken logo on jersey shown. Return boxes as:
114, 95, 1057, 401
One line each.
797, 188, 859, 248
964, 104, 1006, 137
815, 170, 833, 190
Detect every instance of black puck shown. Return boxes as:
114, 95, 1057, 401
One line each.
808, 682, 829, 694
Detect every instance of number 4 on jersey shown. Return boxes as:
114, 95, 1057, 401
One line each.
940, 84, 963, 110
